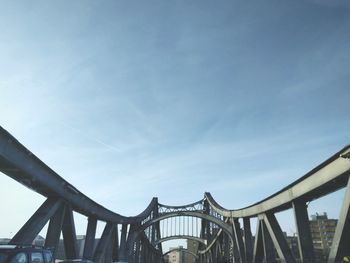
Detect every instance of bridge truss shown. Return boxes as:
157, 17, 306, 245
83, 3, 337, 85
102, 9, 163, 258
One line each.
0, 126, 350, 263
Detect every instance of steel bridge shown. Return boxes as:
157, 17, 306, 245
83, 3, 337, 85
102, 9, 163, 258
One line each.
0, 126, 350, 263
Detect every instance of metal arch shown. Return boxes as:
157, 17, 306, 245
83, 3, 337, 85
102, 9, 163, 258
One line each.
205, 144, 350, 218
3, 125, 350, 262
163, 247, 198, 259
153, 235, 207, 246
140, 211, 233, 238
0, 126, 157, 224
197, 225, 224, 255
158, 200, 203, 209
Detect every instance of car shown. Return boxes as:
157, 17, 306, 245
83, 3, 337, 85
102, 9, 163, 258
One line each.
0, 245, 53, 263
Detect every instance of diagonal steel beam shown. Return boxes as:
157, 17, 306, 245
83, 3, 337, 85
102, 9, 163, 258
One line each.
293, 199, 315, 263
253, 219, 264, 263
119, 224, 128, 261
263, 213, 296, 263
244, 218, 253, 263
233, 218, 246, 263
328, 176, 350, 263
93, 222, 114, 263
10, 198, 62, 245
112, 224, 119, 262
45, 203, 66, 260
261, 218, 276, 263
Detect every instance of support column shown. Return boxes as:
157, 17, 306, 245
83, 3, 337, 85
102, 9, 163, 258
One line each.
112, 224, 119, 262
233, 218, 246, 263
293, 200, 315, 263
83, 217, 97, 260
134, 240, 140, 263
201, 199, 211, 240
243, 218, 253, 263
119, 224, 128, 262
261, 219, 276, 263
126, 224, 138, 261
62, 205, 78, 259
253, 219, 264, 263
232, 227, 241, 263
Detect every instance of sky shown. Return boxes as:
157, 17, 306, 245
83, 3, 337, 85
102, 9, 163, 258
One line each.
0, 0, 350, 250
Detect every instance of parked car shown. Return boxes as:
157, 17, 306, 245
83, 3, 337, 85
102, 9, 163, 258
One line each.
0, 245, 53, 263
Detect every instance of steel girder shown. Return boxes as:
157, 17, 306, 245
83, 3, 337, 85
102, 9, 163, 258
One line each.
2, 126, 350, 263
9, 198, 63, 245
204, 145, 350, 218
0, 126, 157, 224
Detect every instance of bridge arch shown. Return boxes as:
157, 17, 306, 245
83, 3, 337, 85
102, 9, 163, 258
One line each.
129, 211, 234, 259
2, 127, 350, 263
140, 211, 233, 238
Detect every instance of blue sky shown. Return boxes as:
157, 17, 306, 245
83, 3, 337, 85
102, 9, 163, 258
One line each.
0, 0, 350, 247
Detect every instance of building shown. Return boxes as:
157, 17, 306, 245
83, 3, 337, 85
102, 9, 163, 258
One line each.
186, 240, 199, 263
163, 254, 170, 263
310, 212, 337, 263
284, 233, 299, 260
168, 246, 186, 263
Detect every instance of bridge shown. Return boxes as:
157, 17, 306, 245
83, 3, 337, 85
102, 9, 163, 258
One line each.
0, 126, 350, 263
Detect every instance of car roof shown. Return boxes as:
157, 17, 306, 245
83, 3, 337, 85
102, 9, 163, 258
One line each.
0, 245, 51, 252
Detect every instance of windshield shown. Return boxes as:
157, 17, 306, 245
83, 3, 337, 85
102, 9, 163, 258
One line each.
0, 252, 9, 263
